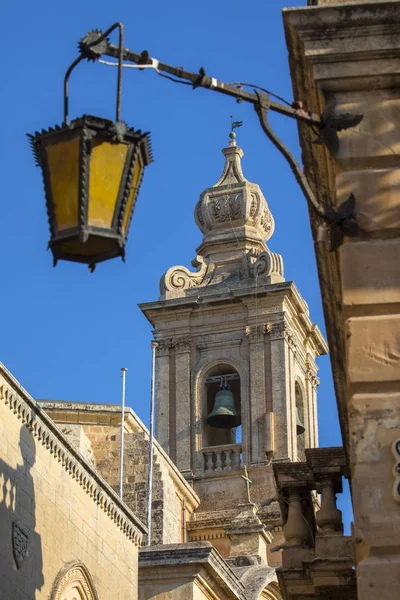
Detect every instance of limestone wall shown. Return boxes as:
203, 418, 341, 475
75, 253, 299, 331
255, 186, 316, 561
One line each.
0, 365, 144, 599
284, 1, 400, 598
39, 403, 199, 547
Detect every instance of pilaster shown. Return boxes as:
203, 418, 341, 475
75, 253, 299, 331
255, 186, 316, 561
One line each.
268, 321, 293, 460
155, 340, 172, 453
173, 337, 192, 475
246, 324, 267, 463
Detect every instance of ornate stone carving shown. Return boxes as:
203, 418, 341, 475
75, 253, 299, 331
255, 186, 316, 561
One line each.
251, 248, 284, 282
249, 192, 259, 217
173, 337, 192, 353
194, 140, 275, 246
260, 206, 274, 236
159, 255, 214, 298
154, 339, 173, 357
50, 562, 99, 600
210, 192, 242, 222
392, 438, 400, 504
246, 324, 268, 343
267, 321, 297, 352
12, 521, 29, 569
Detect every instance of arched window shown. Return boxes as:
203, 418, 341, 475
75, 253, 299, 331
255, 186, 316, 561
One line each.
295, 381, 306, 462
50, 563, 99, 600
204, 363, 241, 448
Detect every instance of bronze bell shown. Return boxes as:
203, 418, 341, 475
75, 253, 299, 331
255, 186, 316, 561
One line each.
296, 407, 305, 435
206, 378, 241, 429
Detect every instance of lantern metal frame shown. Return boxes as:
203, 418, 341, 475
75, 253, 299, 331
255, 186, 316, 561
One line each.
28, 22, 153, 271
30, 116, 151, 269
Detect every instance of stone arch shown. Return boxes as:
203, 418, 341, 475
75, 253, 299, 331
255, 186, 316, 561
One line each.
50, 562, 99, 600
237, 565, 283, 600
194, 356, 249, 469
295, 379, 306, 461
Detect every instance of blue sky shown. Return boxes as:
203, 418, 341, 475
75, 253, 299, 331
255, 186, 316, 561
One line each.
0, 0, 352, 529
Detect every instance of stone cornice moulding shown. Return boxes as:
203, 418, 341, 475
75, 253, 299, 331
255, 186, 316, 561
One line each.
283, 2, 400, 90
0, 364, 146, 546
39, 400, 200, 512
139, 542, 247, 600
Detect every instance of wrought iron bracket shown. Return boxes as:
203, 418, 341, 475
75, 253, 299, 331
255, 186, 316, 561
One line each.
62, 24, 365, 251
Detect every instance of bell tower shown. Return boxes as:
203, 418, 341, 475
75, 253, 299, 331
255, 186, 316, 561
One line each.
139, 132, 327, 557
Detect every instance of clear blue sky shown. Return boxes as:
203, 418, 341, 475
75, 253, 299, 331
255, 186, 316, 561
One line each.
0, 0, 352, 529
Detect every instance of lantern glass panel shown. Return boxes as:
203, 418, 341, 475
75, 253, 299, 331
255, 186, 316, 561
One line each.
46, 137, 80, 231
88, 140, 129, 229
122, 155, 143, 234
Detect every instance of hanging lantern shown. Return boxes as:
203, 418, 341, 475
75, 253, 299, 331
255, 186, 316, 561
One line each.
28, 23, 153, 271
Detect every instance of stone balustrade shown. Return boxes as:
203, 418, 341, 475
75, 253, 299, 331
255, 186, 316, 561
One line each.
202, 443, 242, 474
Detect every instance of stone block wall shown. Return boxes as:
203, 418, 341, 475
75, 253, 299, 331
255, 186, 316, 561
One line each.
83, 426, 183, 545
0, 366, 144, 600
38, 404, 199, 548
284, 2, 400, 597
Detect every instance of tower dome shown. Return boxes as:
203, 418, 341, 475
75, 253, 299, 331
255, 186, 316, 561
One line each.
160, 134, 284, 300
194, 136, 274, 259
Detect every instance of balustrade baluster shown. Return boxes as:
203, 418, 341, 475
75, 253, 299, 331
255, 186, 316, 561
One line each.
215, 451, 223, 472
224, 449, 232, 471
205, 451, 214, 474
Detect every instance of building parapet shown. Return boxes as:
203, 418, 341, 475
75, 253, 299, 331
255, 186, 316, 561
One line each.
273, 447, 355, 599
0, 363, 146, 547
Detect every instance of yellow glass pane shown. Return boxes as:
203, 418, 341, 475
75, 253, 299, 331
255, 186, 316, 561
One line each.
122, 156, 143, 234
88, 140, 128, 229
46, 137, 80, 231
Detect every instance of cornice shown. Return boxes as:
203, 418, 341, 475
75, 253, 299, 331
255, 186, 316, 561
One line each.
139, 542, 246, 600
39, 400, 200, 512
0, 363, 146, 546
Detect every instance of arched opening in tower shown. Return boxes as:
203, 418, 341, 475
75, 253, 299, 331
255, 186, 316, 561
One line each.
204, 363, 242, 449
295, 381, 306, 462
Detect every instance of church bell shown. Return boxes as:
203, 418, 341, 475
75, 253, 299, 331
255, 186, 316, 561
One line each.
296, 408, 305, 435
206, 377, 241, 429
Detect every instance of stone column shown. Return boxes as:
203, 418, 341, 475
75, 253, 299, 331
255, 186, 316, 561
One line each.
246, 324, 267, 464
154, 340, 171, 454
173, 337, 192, 476
268, 321, 293, 460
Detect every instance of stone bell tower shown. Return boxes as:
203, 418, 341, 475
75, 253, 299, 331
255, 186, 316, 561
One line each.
139, 133, 327, 558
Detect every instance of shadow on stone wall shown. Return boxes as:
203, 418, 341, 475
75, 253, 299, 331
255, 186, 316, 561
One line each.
0, 424, 44, 596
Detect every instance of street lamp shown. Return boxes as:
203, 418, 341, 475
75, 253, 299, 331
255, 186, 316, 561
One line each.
29, 23, 362, 270
28, 24, 152, 271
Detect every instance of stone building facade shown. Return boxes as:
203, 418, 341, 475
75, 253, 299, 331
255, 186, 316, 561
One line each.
139, 135, 327, 567
271, 1, 400, 599
0, 363, 145, 599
